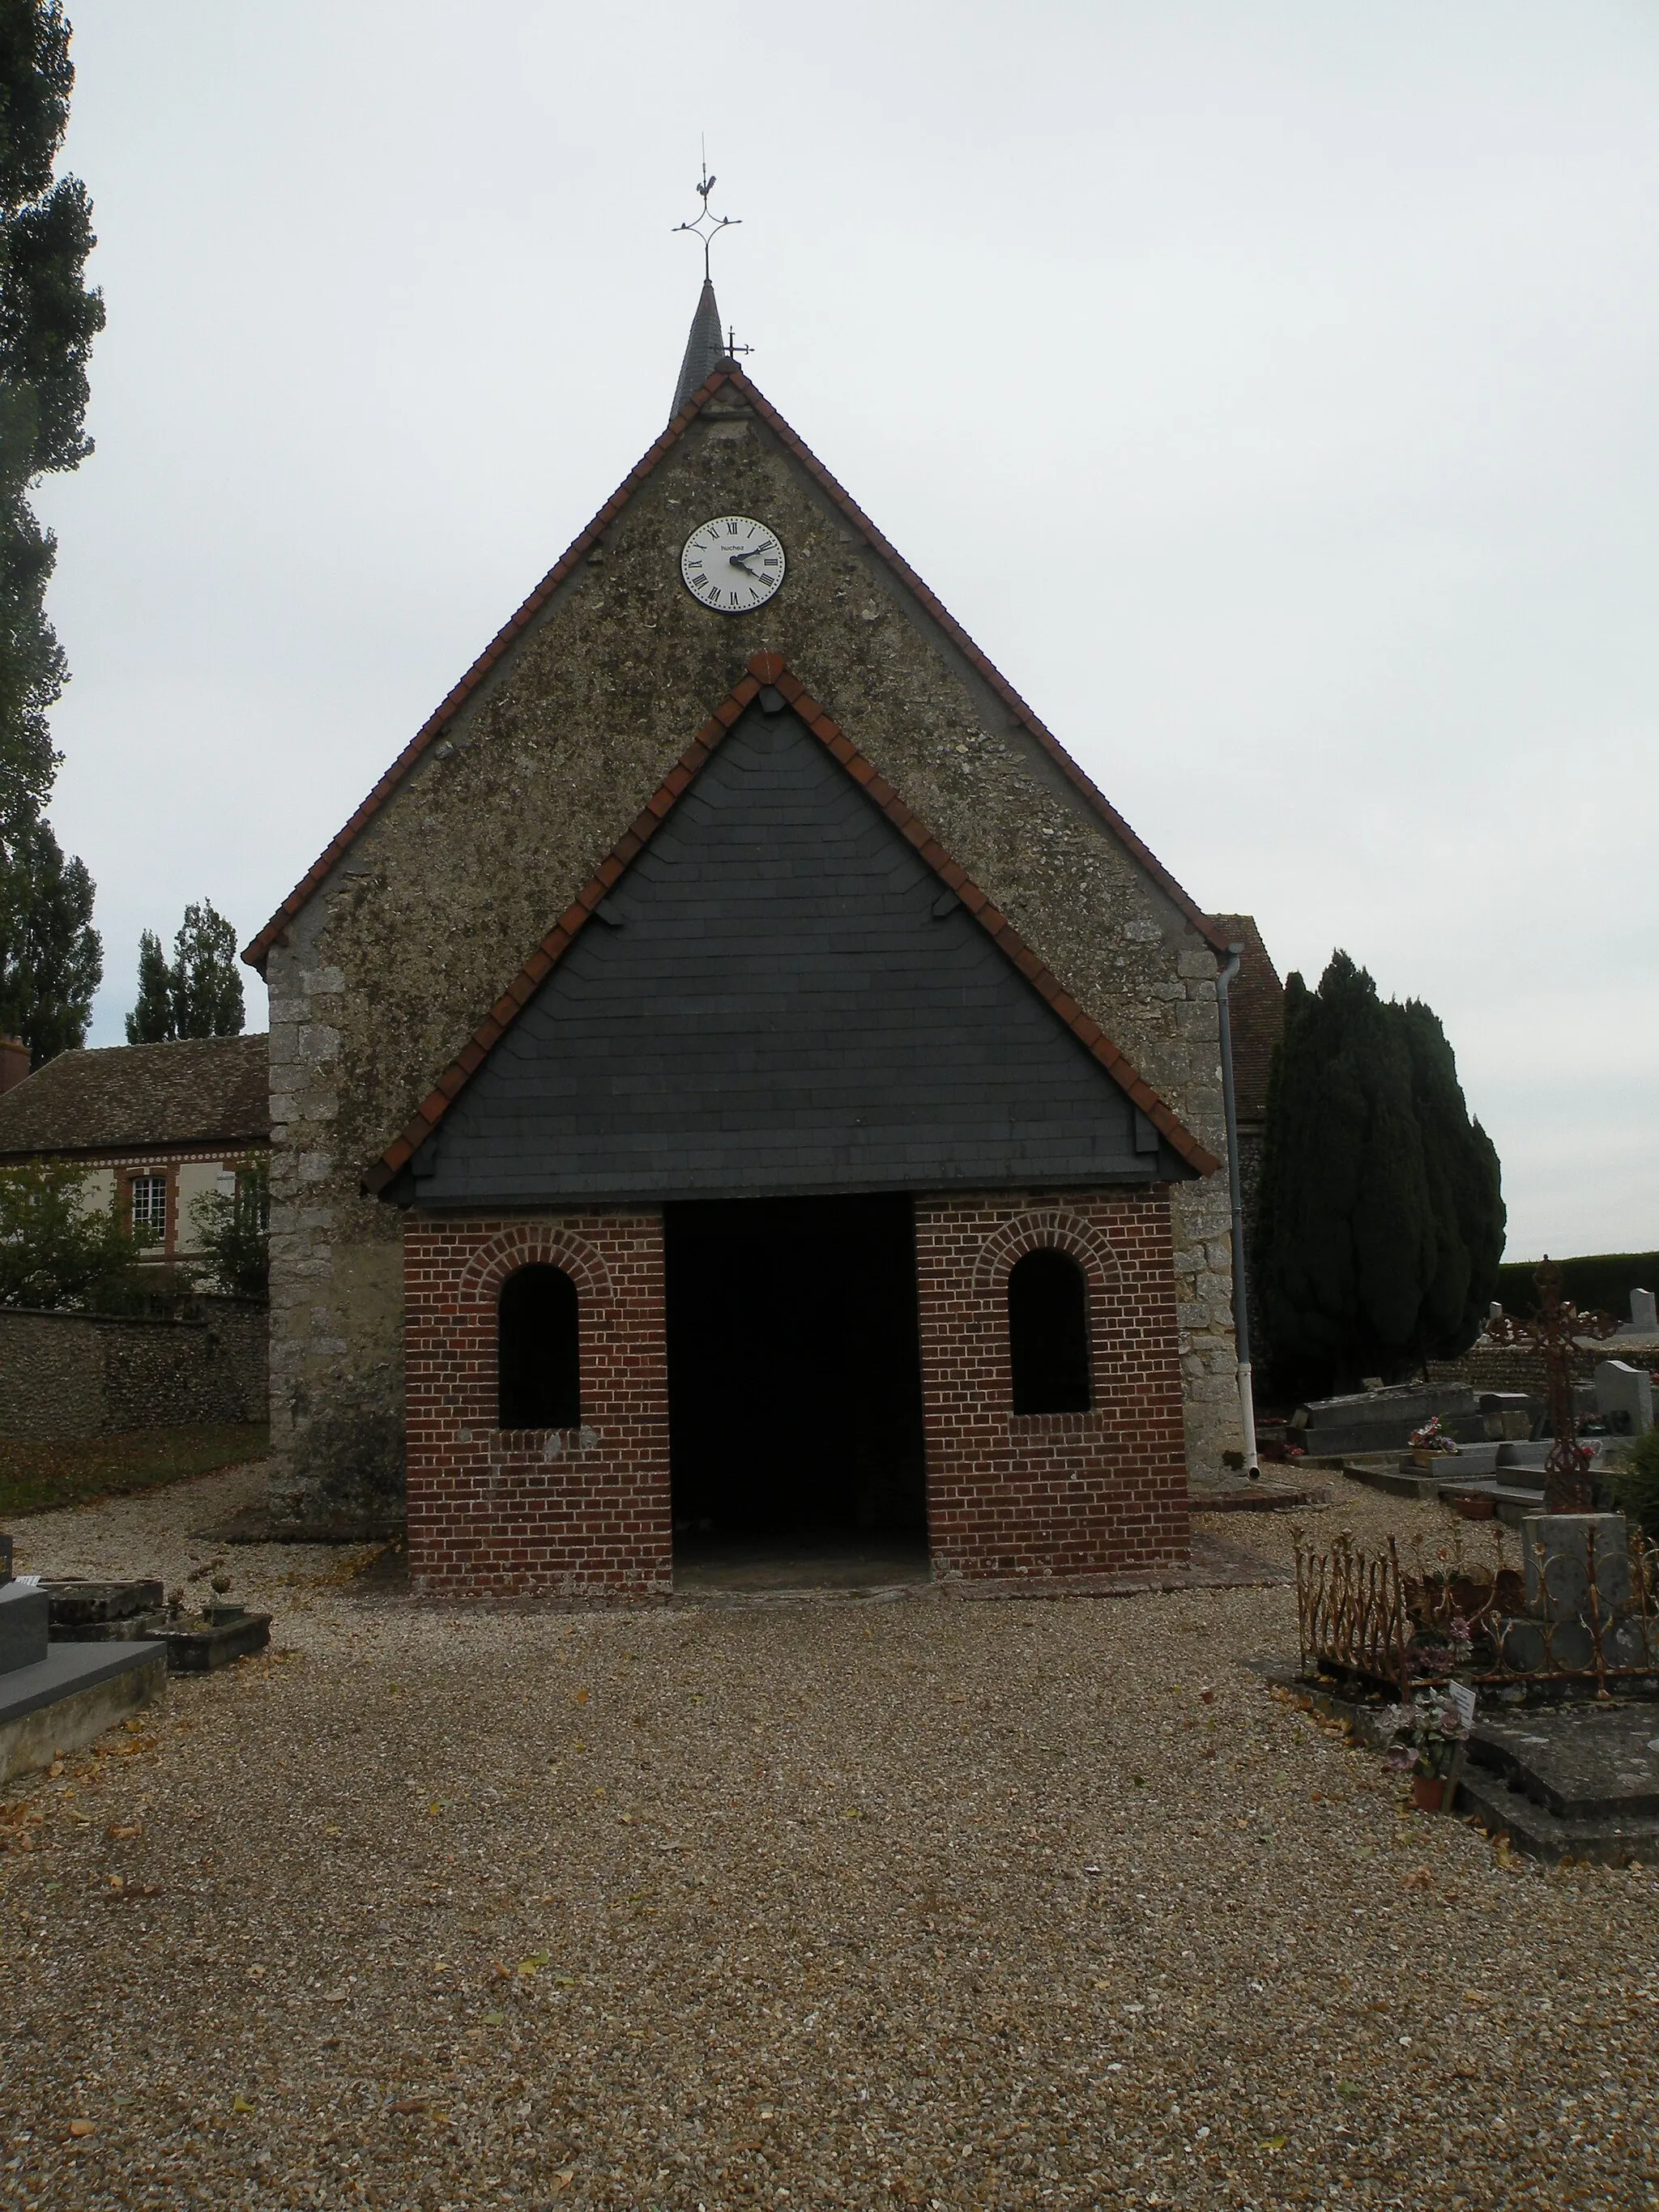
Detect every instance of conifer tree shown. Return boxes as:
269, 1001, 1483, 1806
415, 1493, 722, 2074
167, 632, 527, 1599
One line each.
125, 901, 245, 1042
1253, 951, 1504, 1395
124, 926, 171, 1042
0, 0, 103, 1061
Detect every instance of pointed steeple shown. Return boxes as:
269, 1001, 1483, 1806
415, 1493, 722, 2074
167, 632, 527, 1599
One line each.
672, 278, 730, 419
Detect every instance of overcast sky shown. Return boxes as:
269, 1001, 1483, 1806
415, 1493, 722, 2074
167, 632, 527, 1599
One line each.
34, 2, 1659, 1262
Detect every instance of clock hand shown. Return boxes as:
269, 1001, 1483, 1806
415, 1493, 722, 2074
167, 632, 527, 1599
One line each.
727, 543, 774, 570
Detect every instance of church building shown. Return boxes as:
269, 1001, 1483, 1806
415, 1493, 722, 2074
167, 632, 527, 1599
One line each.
245, 283, 1245, 1597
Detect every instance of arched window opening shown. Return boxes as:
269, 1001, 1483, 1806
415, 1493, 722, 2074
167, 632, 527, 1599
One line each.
497, 1264, 580, 1430
1008, 1249, 1091, 1415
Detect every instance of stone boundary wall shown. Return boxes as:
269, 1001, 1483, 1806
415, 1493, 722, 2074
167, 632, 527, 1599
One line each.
915, 1188, 1190, 1579
0, 1298, 268, 1442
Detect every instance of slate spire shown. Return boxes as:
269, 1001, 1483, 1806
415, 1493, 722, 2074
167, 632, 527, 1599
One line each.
672, 277, 730, 419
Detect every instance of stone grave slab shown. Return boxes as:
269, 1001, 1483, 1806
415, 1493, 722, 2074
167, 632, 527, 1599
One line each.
1459, 1703, 1659, 1865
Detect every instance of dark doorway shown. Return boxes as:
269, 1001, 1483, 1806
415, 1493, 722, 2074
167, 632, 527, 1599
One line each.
664, 1195, 928, 1564
497, 1264, 581, 1429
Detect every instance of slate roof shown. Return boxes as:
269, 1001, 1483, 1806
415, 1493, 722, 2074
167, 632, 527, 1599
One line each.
246, 358, 1229, 975
0, 1034, 269, 1161
1209, 914, 1284, 1124
367, 653, 1219, 1195
672, 278, 732, 418
398, 701, 1192, 1208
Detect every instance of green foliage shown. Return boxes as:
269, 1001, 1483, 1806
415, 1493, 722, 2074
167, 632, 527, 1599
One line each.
189, 1154, 267, 1300
125, 899, 245, 1042
1254, 951, 1505, 1395
1495, 1252, 1659, 1325
0, 805, 97, 1056
0, 2, 103, 1059
1606, 1430, 1659, 1541
124, 925, 171, 1041
0, 1156, 145, 1310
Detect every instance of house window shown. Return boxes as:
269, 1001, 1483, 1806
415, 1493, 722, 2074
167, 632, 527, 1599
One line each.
497, 1264, 580, 1430
130, 1174, 168, 1236
1008, 1249, 1092, 1414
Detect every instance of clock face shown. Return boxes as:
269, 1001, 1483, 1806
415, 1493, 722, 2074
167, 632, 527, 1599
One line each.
680, 514, 787, 614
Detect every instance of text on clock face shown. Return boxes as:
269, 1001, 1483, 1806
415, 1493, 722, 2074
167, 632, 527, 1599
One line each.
680, 514, 787, 612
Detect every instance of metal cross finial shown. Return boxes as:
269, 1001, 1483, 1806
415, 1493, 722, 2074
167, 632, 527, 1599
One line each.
673, 146, 741, 281
1484, 1258, 1622, 1513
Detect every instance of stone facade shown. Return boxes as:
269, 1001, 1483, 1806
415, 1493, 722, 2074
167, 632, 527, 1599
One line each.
0, 1298, 267, 1443
256, 364, 1241, 1535
401, 1191, 1186, 1600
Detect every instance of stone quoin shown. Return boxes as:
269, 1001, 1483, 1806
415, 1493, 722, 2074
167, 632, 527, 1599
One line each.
245, 287, 1252, 1592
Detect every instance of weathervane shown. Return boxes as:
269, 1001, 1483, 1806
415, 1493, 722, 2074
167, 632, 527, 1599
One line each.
673, 146, 740, 283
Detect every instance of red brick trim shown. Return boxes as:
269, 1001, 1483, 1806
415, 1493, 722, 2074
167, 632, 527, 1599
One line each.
456, 1222, 614, 1306
360, 654, 1222, 1194
243, 365, 1226, 974
971, 1207, 1124, 1298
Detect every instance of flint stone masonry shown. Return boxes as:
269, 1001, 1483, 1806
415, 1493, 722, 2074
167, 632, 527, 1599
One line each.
261, 379, 1236, 1536
0, 1298, 267, 1442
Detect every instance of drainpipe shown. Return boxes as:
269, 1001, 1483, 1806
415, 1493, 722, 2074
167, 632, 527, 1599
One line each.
1215, 943, 1259, 1478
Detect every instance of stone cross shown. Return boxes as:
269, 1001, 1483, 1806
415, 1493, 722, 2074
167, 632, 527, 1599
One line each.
1483, 1259, 1622, 1513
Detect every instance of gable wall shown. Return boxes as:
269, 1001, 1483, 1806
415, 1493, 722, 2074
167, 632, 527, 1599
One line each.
265, 397, 1238, 1532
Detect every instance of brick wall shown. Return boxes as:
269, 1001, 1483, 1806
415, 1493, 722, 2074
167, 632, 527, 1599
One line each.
0, 1297, 268, 1441
915, 1188, 1188, 1579
403, 1213, 672, 1600
403, 1188, 1190, 1599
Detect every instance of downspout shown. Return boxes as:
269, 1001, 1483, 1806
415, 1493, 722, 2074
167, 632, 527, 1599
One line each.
1215, 942, 1259, 1477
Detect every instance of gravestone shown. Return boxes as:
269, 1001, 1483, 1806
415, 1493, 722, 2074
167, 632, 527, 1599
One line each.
1503, 1511, 1655, 1674
1596, 1360, 1654, 1438
1630, 1288, 1657, 1336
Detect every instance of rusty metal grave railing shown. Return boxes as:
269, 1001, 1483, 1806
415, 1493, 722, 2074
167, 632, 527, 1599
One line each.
1294, 1523, 1659, 1701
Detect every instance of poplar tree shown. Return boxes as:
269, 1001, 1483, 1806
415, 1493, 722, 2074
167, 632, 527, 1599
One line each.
125, 900, 245, 1042
0, 0, 103, 1063
1253, 952, 1504, 1395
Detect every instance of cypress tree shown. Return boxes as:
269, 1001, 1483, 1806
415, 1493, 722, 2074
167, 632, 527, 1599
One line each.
1254, 952, 1504, 1394
0, 0, 103, 1061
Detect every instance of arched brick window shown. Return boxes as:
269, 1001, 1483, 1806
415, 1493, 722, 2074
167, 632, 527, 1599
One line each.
497, 1264, 580, 1430
1008, 1249, 1092, 1414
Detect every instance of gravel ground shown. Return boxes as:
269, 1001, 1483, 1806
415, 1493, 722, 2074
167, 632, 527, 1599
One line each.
2, 1468, 1657, 2211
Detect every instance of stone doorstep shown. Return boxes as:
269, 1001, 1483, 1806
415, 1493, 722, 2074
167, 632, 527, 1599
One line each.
1188, 1480, 1331, 1513
1452, 1771, 1659, 1868
0, 1643, 167, 1787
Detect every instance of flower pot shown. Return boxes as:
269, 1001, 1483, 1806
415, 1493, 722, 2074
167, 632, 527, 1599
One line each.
1455, 1495, 1496, 1522
1411, 1775, 1444, 1813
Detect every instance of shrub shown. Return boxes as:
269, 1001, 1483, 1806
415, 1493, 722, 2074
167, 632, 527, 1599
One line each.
1606, 1430, 1659, 1540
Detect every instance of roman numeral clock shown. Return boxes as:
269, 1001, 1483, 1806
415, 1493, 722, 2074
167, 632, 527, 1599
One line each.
680, 514, 787, 613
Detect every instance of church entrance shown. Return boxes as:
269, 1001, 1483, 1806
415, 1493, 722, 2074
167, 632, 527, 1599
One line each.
663, 1194, 929, 1586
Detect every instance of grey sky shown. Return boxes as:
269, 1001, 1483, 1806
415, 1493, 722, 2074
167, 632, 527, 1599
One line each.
35, 1, 1659, 1259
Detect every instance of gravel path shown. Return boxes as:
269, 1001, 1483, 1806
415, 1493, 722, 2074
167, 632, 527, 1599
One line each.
2, 1470, 1656, 2210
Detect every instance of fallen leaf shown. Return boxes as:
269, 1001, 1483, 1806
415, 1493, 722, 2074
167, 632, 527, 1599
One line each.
232, 2095, 255, 2114
391, 2098, 428, 2115
324, 1987, 351, 2003
67, 2120, 94, 2137
1262, 2134, 1287, 2150
574, 1690, 589, 1705
482, 2011, 506, 2026
553, 2175, 575, 2193
324, 1824, 343, 1838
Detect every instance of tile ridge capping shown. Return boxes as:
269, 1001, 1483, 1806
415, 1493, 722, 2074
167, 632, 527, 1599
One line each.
245, 365, 1226, 974
360, 653, 1221, 1195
